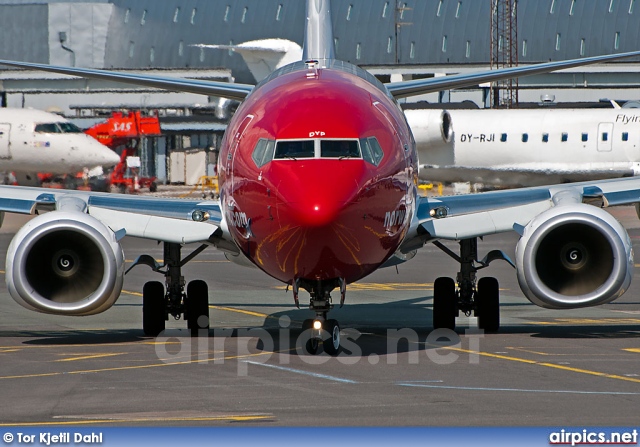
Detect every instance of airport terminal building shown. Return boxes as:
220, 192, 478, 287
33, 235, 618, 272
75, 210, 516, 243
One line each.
1, 0, 640, 181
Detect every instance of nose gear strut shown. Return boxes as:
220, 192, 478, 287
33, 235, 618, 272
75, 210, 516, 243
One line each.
293, 279, 343, 356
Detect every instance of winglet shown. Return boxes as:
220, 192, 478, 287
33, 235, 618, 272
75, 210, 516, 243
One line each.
303, 0, 335, 65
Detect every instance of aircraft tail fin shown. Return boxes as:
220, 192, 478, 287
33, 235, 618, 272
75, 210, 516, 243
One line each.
302, 0, 335, 65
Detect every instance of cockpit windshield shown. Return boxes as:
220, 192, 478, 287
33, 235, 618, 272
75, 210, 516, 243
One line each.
320, 140, 360, 158
252, 138, 383, 167
35, 122, 83, 133
274, 140, 315, 159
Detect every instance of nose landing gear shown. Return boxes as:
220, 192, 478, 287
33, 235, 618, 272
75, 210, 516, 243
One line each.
296, 283, 342, 356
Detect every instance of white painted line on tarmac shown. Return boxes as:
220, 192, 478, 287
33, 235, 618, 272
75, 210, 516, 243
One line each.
244, 361, 358, 384
396, 383, 640, 395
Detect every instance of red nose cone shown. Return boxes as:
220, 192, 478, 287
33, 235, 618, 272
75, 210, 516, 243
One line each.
271, 160, 365, 227
285, 199, 342, 227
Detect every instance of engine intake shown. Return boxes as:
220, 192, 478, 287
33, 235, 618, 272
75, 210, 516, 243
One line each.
404, 109, 454, 167
6, 211, 125, 315
515, 204, 633, 309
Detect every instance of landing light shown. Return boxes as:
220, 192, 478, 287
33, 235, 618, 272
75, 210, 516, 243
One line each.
314, 206, 319, 211
313, 320, 322, 330
429, 207, 448, 219
191, 210, 210, 222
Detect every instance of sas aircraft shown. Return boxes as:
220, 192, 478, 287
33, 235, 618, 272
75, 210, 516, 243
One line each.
0, 108, 121, 185
407, 107, 640, 187
1, 0, 640, 355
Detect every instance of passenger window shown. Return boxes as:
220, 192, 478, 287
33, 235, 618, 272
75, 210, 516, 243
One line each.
500, 133, 507, 142
522, 133, 528, 143
274, 140, 314, 159
320, 140, 360, 158
251, 138, 275, 168
602, 132, 609, 142
622, 132, 629, 141
581, 133, 588, 142
542, 133, 549, 143
34, 123, 60, 133
561, 133, 568, 142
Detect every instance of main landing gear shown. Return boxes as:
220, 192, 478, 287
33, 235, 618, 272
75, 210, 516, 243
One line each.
294, 279, 344, 356
431, 237, 514, 333
129, 242, 210, 337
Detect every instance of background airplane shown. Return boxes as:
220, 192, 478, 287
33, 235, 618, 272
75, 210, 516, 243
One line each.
1, 0, 640, 356
0, 108, 121, 186
407, 107, 640, 187
216, 36, 640, 188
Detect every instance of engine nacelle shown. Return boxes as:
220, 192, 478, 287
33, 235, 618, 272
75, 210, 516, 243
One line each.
6, 211, 125, 316
404, 109, 454, 166
515, 204, 633, 309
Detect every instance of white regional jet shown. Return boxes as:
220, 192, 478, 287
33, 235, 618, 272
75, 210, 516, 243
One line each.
408, 107, 640, 187
2, 0, 640, 354
0, 108, 121, 185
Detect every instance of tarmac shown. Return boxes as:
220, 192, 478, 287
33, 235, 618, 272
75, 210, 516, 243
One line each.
0, 193, 639, 426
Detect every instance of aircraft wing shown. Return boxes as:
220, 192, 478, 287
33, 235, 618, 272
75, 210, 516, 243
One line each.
401, 176, 640, 253
0, 59, 254, 101
386, 51, 640, 99
418, 164, 637, 187
0, 185, 236, 250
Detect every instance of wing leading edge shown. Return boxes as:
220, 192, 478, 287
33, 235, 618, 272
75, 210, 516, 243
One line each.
401, 177, 640, 254
0, 59, 254, 101
0, 185, 228, 246
4, 52, 640, 103
386, 51, 640, 99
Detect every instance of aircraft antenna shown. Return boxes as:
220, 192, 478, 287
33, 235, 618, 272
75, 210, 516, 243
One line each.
490, 0, 519, 108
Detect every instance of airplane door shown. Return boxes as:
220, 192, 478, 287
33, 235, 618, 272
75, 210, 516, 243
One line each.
0, 124, 11, 159
597, 122, 614, 152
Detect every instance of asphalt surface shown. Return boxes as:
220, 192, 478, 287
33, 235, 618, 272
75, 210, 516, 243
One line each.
0, 204, 639, 426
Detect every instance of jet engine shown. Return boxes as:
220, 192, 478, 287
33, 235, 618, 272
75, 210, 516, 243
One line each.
6, 211, 125, 315
404, 109, 454, 166
515, 203, 633, 309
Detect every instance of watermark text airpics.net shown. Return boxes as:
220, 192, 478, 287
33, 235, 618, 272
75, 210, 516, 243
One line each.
153, 315, 484, 373
549, 429, 638, 446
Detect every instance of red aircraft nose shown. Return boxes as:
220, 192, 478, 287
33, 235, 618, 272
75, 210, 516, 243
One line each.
270, 160, 366, 227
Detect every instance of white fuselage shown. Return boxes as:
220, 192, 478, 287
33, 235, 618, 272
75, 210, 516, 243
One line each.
407, 108, 640, 186
0, 108, 120, 175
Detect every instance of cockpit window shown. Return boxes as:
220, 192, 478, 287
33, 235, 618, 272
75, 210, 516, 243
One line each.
34, 122, 83, 133
320, 140, 360, 158
57, 122, 83, 133
359, 137, 384, 165
34, 123, 60, 133
251, 138, 276, 168
269, 139, 368, 163
274, 140, 315, 159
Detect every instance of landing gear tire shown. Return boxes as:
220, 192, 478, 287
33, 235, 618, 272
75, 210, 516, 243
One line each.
433, 277, 457, 331
477, 277, 500, 332
143, 281, 165, 336
323, 319, 340, 356
302, 319, 319, 355
186, 280, 210, 336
